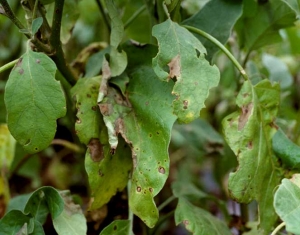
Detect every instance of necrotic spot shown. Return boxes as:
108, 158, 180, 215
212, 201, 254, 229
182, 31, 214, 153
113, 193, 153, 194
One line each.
158, 166, 165, 174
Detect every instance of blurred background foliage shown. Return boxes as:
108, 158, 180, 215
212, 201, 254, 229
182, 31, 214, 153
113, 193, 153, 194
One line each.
1, 0, 300, 234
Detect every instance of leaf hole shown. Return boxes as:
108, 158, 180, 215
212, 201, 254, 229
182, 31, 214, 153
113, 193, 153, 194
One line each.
158, 166, 165, 174
149, 188, 153, 193
183, 100, 188, 109
76, 119, 81, 124
137, 187, 141, 192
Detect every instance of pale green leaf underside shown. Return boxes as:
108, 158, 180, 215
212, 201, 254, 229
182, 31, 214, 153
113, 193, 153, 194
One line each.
282, 0, 300, 18
152, 19, 220, 123
175, 198, 232, 235
100, 220, 132, 235
4, 51, 66, 153
222, 80, 281, 234
274, 177, 300, 235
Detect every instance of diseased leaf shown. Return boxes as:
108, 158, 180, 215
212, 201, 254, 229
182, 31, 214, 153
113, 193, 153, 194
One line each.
182, 0, 243, 60
236, 0, 296, 51
99, 220, 133, 235
71, 76, 102, 145
152, 19, 220, 123
222, 80, 282, 234
262, 53, 293, 89
0, 210, 30, 235
273, 129, 300, 170
53, 191, 87, 235
274, 175, 300, 234
4, 51, 66, 153
175, 198, 232, 235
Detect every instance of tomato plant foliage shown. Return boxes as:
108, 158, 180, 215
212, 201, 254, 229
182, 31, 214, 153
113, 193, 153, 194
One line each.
1, 0, 300, 234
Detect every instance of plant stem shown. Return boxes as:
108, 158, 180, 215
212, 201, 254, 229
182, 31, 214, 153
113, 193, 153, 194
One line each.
127, 180, 134, 234
50, 0, 77, 86
183, 25, 249, 81
157, 195, 176, 211
0, 59, 18, 74
95, 0, 111, 32
0, 0, 30, 38
270, 222, 286, 235
124, 5, 146, 29
32, 0, 39, 19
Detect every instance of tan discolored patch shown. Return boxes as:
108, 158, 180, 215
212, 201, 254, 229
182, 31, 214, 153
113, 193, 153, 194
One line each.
168, 55, 181, 80
88, 138, 104, 162
238, 103, 253, 130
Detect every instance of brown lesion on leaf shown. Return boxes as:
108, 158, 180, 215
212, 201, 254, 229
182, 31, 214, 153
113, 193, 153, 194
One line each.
168, 55, 181, 81
238, 103, 253, 130
183, 100, 188, 110
88, 138, 104, 162
247, 141, 253, 149
16, 58, 23, 67
98, 103, 113, 116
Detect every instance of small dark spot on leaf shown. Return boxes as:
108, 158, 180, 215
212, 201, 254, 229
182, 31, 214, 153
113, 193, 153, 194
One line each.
87, 94, 91, 98
183, 100, 188, 109
35, 147, 38, 151
55, 8, 60, 14
243, 93, 249, 98
247, 141, 253, 149
145, 101, 149, 106
88, 138, 104, 162
143, 190, 146, 194
158, 161, 161, 164
137, 186, 141, 192
36, 59, 40, 64
158, 166, 165, 174
149, 134, 152, 137
98, 170, 104, 177
92, 106, 97, 111
139, 171, 143, 174
156, 131, 160, 135
110, 148, 116, 155
183, 220, 189, 225
16, 58, 23, 67
19, 68, 24, 75
149, 188, 153, 193
194, 82, 198, 86
113, 225, 117, 230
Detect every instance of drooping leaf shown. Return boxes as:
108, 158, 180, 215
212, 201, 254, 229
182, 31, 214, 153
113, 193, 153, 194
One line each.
175, 197, 232, 235
273, 129, 300, 170
182, 0, 243, 60
98, 43, 177, 227
274, 175, 300, 234
24, 186, 64, 220
99, 220, 133, 235
4, 51, 66, 153
262, 53, 293, 89
152, 19, 220, 123
0, 210, 30, 235
235, 0, 296, 51
105, 0, 127, 76
222, 80, 282, 234
53, 191, 87, 235
71, 76, 102, 145
282, 0, 300, 18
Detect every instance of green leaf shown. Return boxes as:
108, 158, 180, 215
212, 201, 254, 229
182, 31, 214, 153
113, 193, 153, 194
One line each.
222, 80, 281, 234
236, 0, 296, 51
262, 53, 293, 89
152, 19, 220, 123
0, 210, 30, 235
274, 175, 300, 234
4, 51, 66, 153
24, 186, 64, 220
39, 0, 55, 4
31, 17, 43, 35
175, 198, 232, 235
71, 76, 102, 145
182, 0, 243, 60
99, 220, 132, 235
86, 137, 132, 210
61, 0, 80, 43
272, 129, 300, 170
0, 124, 16, 170
282, 0, 300, 18
172, 181, 208, 200
105, 0, 127, 77
53, 191, 87, 235
31, 220, 45, 235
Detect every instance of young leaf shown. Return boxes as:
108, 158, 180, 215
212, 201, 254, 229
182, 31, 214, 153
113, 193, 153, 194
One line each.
236, 0, 296, 51
53, 191, 87, 235
274, 175, 300, 234
272, 129, 300, 170
31, 17, 43, 35
152, 19, 220, 123
175, 198, 232, 235
182, 0, 243, 60
0, 210, 30, 235
4, 51, 66, 153
222, 80, 281, 234
99, 220, 133, 235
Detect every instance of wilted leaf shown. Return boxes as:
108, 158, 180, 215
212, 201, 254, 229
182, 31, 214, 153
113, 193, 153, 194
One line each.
273, 129, 300, 170
182, 0, 243, 60
222, 80, 282, 234
99, 220, 133, 235
175, 198, 231, 235
236, 0, 296, 51
262, 54, 293, 89
274, 175, 300, 234
71, 76, 102, 145
4, 51, 66, 153
53, 191, 87, 235
152, 19, 219, 123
